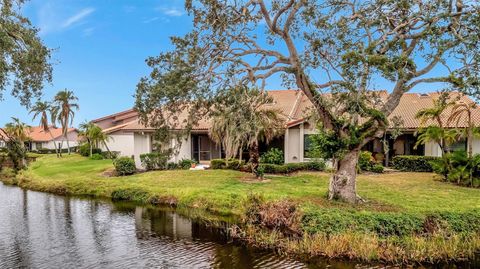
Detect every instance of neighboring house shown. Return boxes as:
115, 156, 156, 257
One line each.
0, 128, 8, 148
27, 126, 79, 151
93, 90, 480, 168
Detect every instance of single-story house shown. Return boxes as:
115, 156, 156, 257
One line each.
0, 128, 8, 148
27, 126, 79, 151
92, 90, 480, 168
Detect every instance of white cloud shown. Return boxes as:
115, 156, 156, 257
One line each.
62, 8, 95, 28
143, 17, 160, 24
157, 7, 184, 17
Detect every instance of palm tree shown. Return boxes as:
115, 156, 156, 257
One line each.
209, 88, 284, 177
4, 117, 30, 145
415, 96, 451, 153
4, 117, 30, 169
79, 121, 112, 157
51, 89, 79, 155
447, 102, 477, 158
415, 126, 458, 153
30, 101, 59, 157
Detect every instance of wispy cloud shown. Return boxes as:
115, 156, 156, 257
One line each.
143, 17, 160, 24
157, 7, 184, 17
62, 8, 95, 28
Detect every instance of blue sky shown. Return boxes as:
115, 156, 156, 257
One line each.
0, 0, 446, 127
0, 0, 218, 126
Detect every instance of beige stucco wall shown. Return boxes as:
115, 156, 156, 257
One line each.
169, 134, 192, 163
284, 122, 318, 163
102, 131, 135, 158
285, 126, 301, 163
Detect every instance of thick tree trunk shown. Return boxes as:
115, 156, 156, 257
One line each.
249, 142, 260, 178
328, 149, 360, 204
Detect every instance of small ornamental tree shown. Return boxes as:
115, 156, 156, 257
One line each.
135, 0, 480, 203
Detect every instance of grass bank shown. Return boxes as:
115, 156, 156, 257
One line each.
1, 154, 479, 264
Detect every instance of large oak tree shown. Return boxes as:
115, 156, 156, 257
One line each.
0, 0, 52, 106
135, 0, 480, 203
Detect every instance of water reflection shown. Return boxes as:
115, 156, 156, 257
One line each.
0, 183, 477, 269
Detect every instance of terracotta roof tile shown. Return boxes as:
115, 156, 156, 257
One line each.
27, 126, 77, 142
99, 90, 480, 133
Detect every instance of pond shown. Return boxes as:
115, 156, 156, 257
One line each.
0, 182, 477, 269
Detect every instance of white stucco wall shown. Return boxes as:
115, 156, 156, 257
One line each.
133, 133, 152, 168
31, 131, 79, 151
102, 132, 135, 158
472, 137, 480, 155
424, 141, 442, 157
169, 134, 192, 163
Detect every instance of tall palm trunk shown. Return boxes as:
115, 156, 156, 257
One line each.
248, 141, 260, 178
48, 131, 60, 157
467, 128, 473, 158
66, 134, 71, 155
328, 149, 360, 203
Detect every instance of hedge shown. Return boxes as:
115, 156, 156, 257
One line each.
211, 159, 325, 174
211, 159, 245, 170
258, 161, 325, 174
301, 208, 480, 237
391, 155, 440, 172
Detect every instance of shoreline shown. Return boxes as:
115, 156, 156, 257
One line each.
1, 155, 479, 265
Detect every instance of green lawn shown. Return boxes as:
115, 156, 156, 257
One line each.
11, 154, 480, 216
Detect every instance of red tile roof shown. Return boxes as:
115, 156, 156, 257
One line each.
27, 126, 77, 142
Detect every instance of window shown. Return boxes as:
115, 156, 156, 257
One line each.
449, 139, 467, 152
35, 142, 43, 150
304, 134, 313, 158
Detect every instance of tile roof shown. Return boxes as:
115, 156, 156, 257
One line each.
0, 128, 8, 141
27, 126, 77, 142
387, 92, 479, 129
91, 108, 138, 123
99, 90, 480, 133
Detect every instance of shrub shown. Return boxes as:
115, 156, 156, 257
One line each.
78, 143, 102, 157
260, 148, 284, 165
304, 160, 326, 171
358, 151, 375, 171
140, 152, 169, 171
391, 155, 439, 172
211, 159, 226, 169
258, 161, 326, 174
0, 167, 16, 179
226, 159, 244, 170
89, 153, 104, 160
178, 159, 196, 170
167, 162, 179, 170
371, 164, 384, 173
101, 151, 119, 160
244, 194, 302, 236
114, 157, 136, 176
